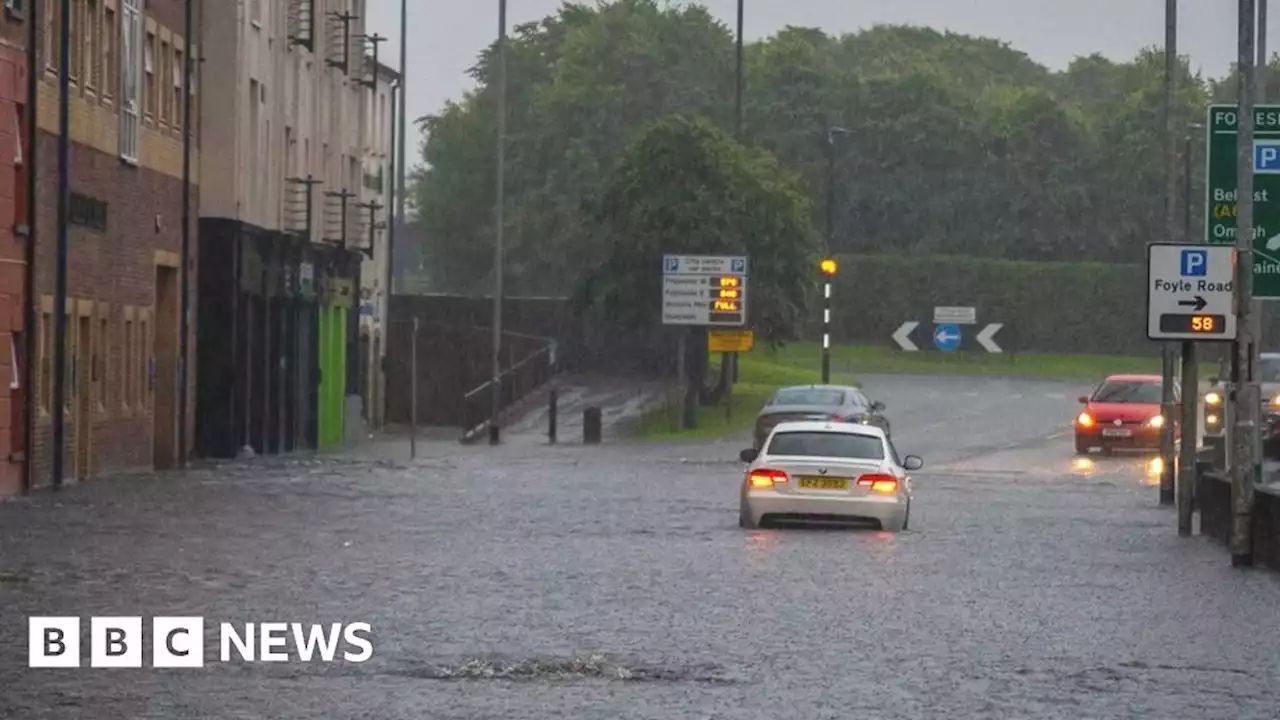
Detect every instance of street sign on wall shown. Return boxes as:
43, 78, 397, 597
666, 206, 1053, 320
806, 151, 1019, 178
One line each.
1205, 104, 1280, 298
1146, 243, 1237, 341
661, 254, 748, 326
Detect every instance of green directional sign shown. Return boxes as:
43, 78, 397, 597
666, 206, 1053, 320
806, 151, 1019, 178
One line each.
1206, 104, 1280, 298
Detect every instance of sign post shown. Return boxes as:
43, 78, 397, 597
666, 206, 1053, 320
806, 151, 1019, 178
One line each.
662, 255, 749, 430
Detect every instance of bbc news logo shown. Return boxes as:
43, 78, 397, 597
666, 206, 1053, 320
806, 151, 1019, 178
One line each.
28, 617, 373, 668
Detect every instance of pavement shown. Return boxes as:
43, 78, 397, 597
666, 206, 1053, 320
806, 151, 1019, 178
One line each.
2, 373, 1279, 719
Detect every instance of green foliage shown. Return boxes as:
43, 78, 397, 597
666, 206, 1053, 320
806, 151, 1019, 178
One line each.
582, 115, 816, 341
408, 1, 1219, 296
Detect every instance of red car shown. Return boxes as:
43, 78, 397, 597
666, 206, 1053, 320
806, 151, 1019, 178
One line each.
1075, 374, 1180, 455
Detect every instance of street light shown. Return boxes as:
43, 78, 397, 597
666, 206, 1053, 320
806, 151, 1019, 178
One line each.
490, 0, 508, 445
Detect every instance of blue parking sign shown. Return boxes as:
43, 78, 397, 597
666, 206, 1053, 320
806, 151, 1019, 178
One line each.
1180, 249, 1207, 277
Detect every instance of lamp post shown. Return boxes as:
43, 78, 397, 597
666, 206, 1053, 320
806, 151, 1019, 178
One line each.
490, 0, 508, 445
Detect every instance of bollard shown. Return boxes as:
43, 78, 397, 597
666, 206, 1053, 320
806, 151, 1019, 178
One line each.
583, 406, 602, 445
548, 389, 558, 444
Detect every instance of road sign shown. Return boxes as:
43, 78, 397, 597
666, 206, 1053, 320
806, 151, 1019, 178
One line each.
892, 322, 919, 351
1205, 104, 1280, 298
708, 329, 754, 352
1146, 243, 1237, 341
933, 306, 976, 325
933, 324, 962, 352
661, 254, 748, 326
976, 323, 1003, 353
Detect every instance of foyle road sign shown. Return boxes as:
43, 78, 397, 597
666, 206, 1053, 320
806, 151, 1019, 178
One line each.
1146, 243, 1237, 341
1205, 104, 1280, 298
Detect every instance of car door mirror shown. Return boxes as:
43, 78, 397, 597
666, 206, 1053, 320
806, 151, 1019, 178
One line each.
1208, 377, 1218, 386
1077, 395, 1089, 404
903, 455, 924, 471
871, 401, 886, 412
739, 448, 758, 463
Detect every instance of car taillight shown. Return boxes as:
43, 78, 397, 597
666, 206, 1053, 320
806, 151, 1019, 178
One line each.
747, 468, 788, 488
856, 473, 898, 494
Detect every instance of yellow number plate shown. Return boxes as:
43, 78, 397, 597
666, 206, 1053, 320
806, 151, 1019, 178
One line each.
797, 476, 848, 490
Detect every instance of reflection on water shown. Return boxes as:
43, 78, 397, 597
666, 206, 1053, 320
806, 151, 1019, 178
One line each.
1071, 457, 1097, 476
745, 531, 776, 556
1067, 452, 1164, 486
1144, 456, 1163, 486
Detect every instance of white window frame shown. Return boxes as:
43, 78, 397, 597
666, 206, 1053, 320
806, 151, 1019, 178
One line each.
118, 0, 140, 163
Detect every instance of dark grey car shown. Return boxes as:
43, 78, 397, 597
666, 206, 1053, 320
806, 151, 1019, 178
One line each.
753, 384, 890, 449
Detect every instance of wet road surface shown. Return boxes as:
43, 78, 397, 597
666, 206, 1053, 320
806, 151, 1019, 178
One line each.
2, 373, 1279, 719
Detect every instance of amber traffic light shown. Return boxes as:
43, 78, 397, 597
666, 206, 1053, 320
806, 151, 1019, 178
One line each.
820, 258, 838, 276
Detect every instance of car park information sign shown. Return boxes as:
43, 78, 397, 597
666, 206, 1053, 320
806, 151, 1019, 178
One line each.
662, 255, 748, 326
1146, 242, 1237, 341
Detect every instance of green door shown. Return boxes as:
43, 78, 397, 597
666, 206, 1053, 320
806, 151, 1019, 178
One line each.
317, 304, 347, 448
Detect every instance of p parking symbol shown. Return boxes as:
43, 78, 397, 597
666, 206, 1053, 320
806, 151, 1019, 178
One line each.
1181, 249, 1207, 277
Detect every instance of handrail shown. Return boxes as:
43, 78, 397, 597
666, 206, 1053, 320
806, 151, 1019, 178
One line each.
464, 344, 552, 400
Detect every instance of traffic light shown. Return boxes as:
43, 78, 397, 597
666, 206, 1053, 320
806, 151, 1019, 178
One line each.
820, 258, 838, 276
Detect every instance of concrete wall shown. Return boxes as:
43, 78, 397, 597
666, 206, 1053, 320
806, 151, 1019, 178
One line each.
1196, 470, 1280, 572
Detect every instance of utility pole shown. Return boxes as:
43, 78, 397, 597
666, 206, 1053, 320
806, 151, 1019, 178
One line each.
1231, 0, 1258, 567
395, 0, 407, 295
735, 0, 743, 138
51, 0, 72, 489
1159, 0, 1178, 505
178, 0, 194, 467
1178, 126, 1202, 536
489, 0, 507, 445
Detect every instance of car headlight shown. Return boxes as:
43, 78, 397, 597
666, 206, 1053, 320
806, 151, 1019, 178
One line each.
1147, 415, 1165, 429
1271, 393, 1280, 408
1206, 413, 1220, 426
1205, 391, 1222, 406
1076, 412, 1094, 428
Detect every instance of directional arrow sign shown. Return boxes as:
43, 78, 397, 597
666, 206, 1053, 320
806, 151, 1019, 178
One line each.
1177, 295, 1208, 311
1146, 243, 1237, 341
976, 323, 1003, 353
892, 321, 919, 352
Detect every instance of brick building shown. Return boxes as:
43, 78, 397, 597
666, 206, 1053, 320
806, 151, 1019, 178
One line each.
25, 0, 199, 487
0, 4, 28, 496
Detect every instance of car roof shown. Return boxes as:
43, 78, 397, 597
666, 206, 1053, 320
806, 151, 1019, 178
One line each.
1104, 374, 1162, 383
768, 420, 886, 438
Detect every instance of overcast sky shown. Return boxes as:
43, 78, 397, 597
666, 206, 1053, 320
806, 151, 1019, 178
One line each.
363, 0, 1276, 129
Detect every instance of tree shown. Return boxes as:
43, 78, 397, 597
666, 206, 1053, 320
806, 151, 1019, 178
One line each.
580, 114, 816, 425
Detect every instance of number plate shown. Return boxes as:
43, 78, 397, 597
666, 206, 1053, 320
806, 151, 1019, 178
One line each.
1102, 428, 1132, 437
797, 476, 849, 490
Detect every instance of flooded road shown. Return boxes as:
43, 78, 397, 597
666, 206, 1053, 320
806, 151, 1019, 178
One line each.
2, 374, 1278, 719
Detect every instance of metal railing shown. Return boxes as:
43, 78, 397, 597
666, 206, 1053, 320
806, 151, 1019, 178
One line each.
461, 341, 557, 441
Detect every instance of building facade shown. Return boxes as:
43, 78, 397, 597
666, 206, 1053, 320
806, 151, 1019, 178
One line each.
0, 3, 29, 496
22, 0, 199, 488
196, 0, 390, 458
356, 61, 393, 432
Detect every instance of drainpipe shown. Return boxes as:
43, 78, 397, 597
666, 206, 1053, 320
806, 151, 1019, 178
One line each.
21, 0, 40, 493
179, 0, 194, 466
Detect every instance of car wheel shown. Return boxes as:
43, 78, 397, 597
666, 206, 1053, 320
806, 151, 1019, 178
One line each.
1101, 445, 1114, 457
738, 504, 757, 529
902, 501, 910, 531
1075, 437, 1090, 455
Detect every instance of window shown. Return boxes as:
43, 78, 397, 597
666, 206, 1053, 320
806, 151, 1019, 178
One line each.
119, 0, 140, 161
123, 315, 133, 408
251, 0, 261, 26
143, 30, 155, 119
139, 313, 149, 406
68, 0, 79, 83
768, 388, 846, 407
39, 310, 51, 412
172, 47, 183, 130
14, 104, 27, 230
765, 431, 886, 461
249, 79, 260, 215
158, 39, 170, 124
62, 311, 72, 411
44, 0, 60, 71
97, 316, 108, 408
1090, 381, 1163, 405
83, 0, 100, 91
103, 5, 116, 100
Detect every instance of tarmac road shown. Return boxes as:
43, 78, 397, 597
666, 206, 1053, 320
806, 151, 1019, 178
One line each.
1, 373, 1278, 719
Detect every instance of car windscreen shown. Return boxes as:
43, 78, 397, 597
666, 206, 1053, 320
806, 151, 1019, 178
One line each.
769, 389, 845, 406
1092, 381, 1162, 404
766, 431, 885, 460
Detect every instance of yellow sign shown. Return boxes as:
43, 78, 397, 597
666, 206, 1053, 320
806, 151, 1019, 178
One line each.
708, 329, 754, 353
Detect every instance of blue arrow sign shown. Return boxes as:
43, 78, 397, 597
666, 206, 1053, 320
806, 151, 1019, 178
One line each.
933, 323, 962, 353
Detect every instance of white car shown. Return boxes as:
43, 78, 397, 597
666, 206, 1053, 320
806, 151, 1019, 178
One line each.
737, 421, 921, 531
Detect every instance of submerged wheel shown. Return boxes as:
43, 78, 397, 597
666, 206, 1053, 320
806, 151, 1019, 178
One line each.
1075, 438, 1090, 455
738, 505, 757, 529
902, 501, 910, 531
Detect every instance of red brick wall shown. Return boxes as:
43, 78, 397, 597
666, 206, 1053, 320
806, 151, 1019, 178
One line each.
0, 37, 26, 497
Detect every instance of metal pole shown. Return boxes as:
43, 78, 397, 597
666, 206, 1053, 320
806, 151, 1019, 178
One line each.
395, 0, 407, 295
20, 0, 39, 493
735, 0, 743, 138
489, 0, 507, 445
178, 0, 193, 467
1260, 0, 1269, 100
1160, 0, 1179, 505
824, 129, 835, 383
1178, 131, 1199, 536
548, 389, 557, 444
1231, 0, 1258, 567
51, 0, 72, 489
385, 79, 397, 317
410, 317, 417, 459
